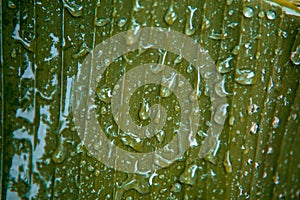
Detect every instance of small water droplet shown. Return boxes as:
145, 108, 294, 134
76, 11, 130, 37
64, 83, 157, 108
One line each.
232, 45, 241, 55
216, 56, 233, 73
223, 151, 232, 173
155, 130, 165, 143
97, 86, 112, 103
250, 122, 259, 134
226, 0, 233, 6
171, 183, 182, 193
229, 116, 235, 126
63, 0, 83, 17
186, 63, 193, 73
179, 164, 198, 186
72, 43, 90, 59
290, 45, 300, 65
11, 48, 17, 58
202, 16, 210, 30
126, 19, 141, 45
235, 69, 256, 85
243, 6, 254, 18
101, 106, 108, 115
139, 98, 150, 121
94, 18, 110, 27
267, 10, 276, 20
164, 5, 177, 25
8, 0, 16, 9
258, 10, 265, 18
160, 86, 172, 98
174, 54, 183, 65
52, 138, 67, 164
272, 116, 280, 128
117, 18, 127, 27
214, 103, 229, 125
189, 89, 200, 102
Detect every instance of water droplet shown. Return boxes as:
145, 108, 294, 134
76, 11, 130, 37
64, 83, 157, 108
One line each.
126, 19, 141, 45
155, 130, 165, 143
186, 63, 193, 73
272, 116, 280, 128
63, 0, 83, 17
243, 6, 254, 18
232, 45, 241, 55
101, 106, 108, 115
214, 103, 229, 125
52, 138, 67, 164
174, 54, 183, 65
267, 10, 276, 20
161, 72, 177, 97
11, 48, 17, 58
223, 151, 232, 173
216, 56, 233, 73
290, 45, 300, 65
189, 89, 200, 101
179, 164, 198, 186
229, 116, 235, 126
185, 6, 197, 36
202, 16, 210, 30
72, 43, 90, 59
171, 183, 182, 193
133, 0, 144, 12
97, 86, 112, 103
215, 79, 229, 97
94, 18, 110, 27
8, 1, 16, 9
258, 10, 265, 18
139, 98, 150, 121
164, 5, 177, 25
117, 18, 127, 27
226, 0, 233, 5
160, 86, 172, 98
235, 69, 256, 85
250, 122, 259, 134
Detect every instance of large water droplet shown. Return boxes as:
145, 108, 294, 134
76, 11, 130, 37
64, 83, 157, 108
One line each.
243, 6, 254, 18
139, 98, 150, 121
215, 79, 229, 97
63, 0, 83, 17
235, 69, 256, 85
164, 5, 177, 25
179, 164, 198, 186
185, 6, 197, 36
267, 10, 276, 20
290, 45, 300, 65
